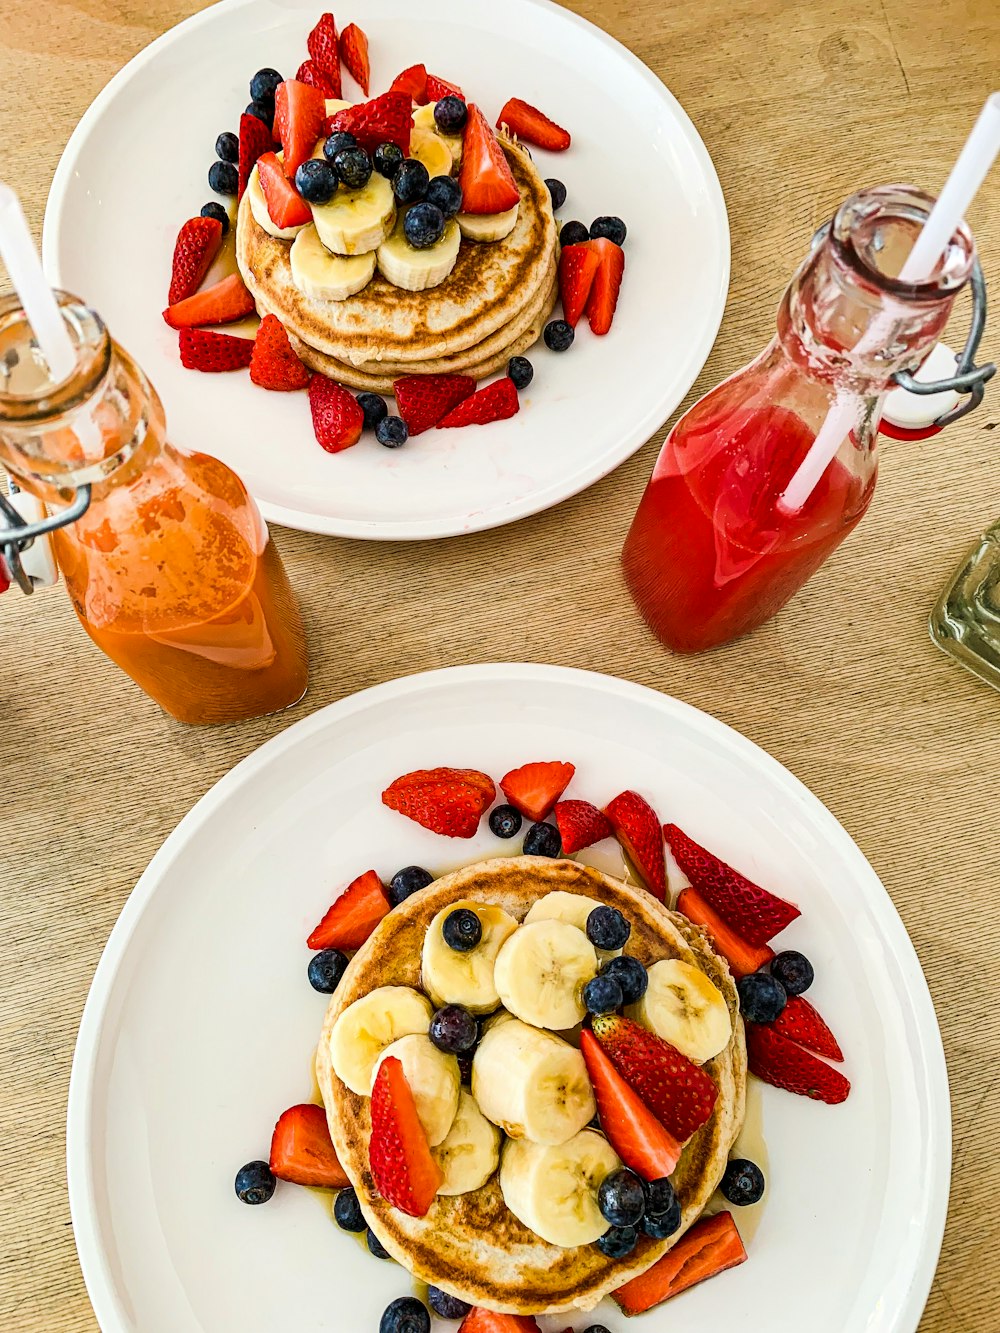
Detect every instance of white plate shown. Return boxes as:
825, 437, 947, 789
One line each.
67, 664, 948, 1332
43, 0, 728, 540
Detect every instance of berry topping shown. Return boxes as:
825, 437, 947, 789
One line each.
427, 1287, 472, 1320
590, 215, 627, 246
307, 12, 341, 85
334, 146, 373, 190
429, 1003, 479, 1054
306, 869, 391, 950
543, 319, 574, 351
296, 58, 338, 96
586, 905, 630, 952
250, 314, 310, 391
234, 1160, 276, 1205
393, 158, 430, 203
357, 391, 388, 431
178, 328, 253, 373
558, 242, 601, 328
388, 865, 434, 906
434, 94, 468, 134
642, 1200, 681, 1238
328, 92, 413, 156
256, 151, 312, 228
238, 112, 274, 199
308, 376, 365, 452
595, 1224, 639, 1259
676, 886, 775, 977
598, 1166, 646, 1227
499, 760, 575, 822
604, 791, 666, 899
771, 995, 844, 1062
584, 974, 623, 1015
496, 98, 571, 152
333, 1185, 367, 1232
208, 160, 238, 195
295, 157, 338, 203
389, 63, 429, 104
457, 1312, 542, 1333
443, 908, 483, 953
745, 1022, 851, 1104
168, 215, 224, 305
737, 971, 787, 1024
600, 955, 648, 1006
545, 178, 567, 210
162, 272, 255, 329
437, 376, 520, 428
199, 201, 230, 233
770, 949, 815, 995
585, 236, 626, 335
269, 1103, 349, 1188
425, 174, 463, 219
560, 219, 589, 246
215, 131, 239, 163
522, 821, 562, 858
720, 1157, 765, 1206
244, 99, 274, 128
506, 356, 533, 390
324, 130, 359, 158
382, 767, 496, 839
367, 1228, 391, 1259
273, 79, 328, 178
369, 1055, 443, 1216
340, 22, 371, 96
459, 103, 520, 215
580, 1030, 682, 1180
404, 201, 446, 249
250, 68, 283, 103
489, 803, 523, 838
393, 372, 475, 434
374, 142, 405, 178
307, 947, 349, 993
554, 800, 613, 855
613, 1211, 747, 1314
376, 415, 409, 447
426, 74, 465, 103
379, 1297, 430, 1333
643, 1175, 676, 1217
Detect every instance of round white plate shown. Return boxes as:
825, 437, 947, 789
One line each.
43, 0, 729, 540
67, 665, 947, 1332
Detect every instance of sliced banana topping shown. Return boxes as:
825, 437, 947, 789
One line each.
524, 890, 623, 965
432, 1089, 502, 1195
325, 99, 354, 116
413, 103, 463, 167
377, 212, 461, 292
628, 958, 732, 1065
372, 1033, 460, 1147
311, 170, 395, 256
247, 164, 308, 240
422, 900, 518, 1014
290, 225, 377, 300
493, 920, 598, 1030
328, 985, 433, 1095
409, 126, 454, 182
500, 1129, 622, 1248
457, 204, 519, 243
472, 1017, 595, 1145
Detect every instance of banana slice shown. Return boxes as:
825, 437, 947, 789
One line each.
457, 204, 520, 243
472, 1017, 595, 1145
377, 213, 461, 292
372, 1033, 460, 1147
500, 1130, 622, 1248
413, 103, 463, 167
311, 171, 395, 256
493, 920, 598, 1030
628, 958, 732, 1065
247, 164, 308, 240
328, 985, 433, 1095
290, 225, 376, 300
422, 900, 518, 1014
524, 890, 623, 965
432, 1089, 501, 1195
410, 126, 454, 181
325, 99, 354, 116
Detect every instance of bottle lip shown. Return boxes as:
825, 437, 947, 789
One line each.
0, 291, 111, 424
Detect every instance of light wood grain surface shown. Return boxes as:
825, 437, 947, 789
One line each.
2, 1, 998, 1329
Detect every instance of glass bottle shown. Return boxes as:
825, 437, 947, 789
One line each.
0, 293, 309, 724
930, 524, 1000, 692
622, 185, 977, 653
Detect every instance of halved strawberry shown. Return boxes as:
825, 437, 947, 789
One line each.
326, 91, 413, 154
592, 1013, 718, 1142
770, 996, 844, 1063
256, 151, 312, 229
309, 375, 364, 452
458, 1311, 541, 1333
746, 1022, 851, 1104
382, 767, 496, 839
273, 79, 328, 178
676, 887, 775, 977
389, 62, 428, 104
163, 272, 255, 329
168, 215, 223, 305
554, 799, 613, 854
496, 97, 571, 151
296, 58, 339, 98
604, 791, 666, 900
580, 1029, 682, 1180
250, 314, 310, 391
269, 1103, 349, 1188
664, 824, 800, 945
458, 103, 520, 215
369, 1056, 442, 1216
499, 761, 575, 822
613, 1211, 747, 1315
307, 12, 340, 81
340, 23, 370, 95
238, 112, 274, 199
178, 328, 253, 372
558, 242, 600, 328
426, 73, 465, 102
585, 236, 625, 335
437, 377, 519, 428
393, 373, 476, 435
307, 869, 391, 950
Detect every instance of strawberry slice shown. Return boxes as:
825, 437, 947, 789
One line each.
369, 1056, 442, 1216
256, 151, 312, 229
497, 97, 571, 151
604, 791, 666, 900
296, 58, 339, 98
585, 236, 626, 335
664, 824, 800, 945
554, 799, 613, 854
592, 1014, 718, 1142
307, 869, 391, 950
426, 73, 465, 102
613, 1211, 747, 1314
167, 215, 223, 305
238, 112, 274, 199
580, 1029, 682, 1180
178, 328, 253, 372
307, 12, 340, 82
393, 373, 476, 435
499, 761, 575, 822
746, 1022, 851, 1104
309, 375, 364, 452
273, 79, 328, 178
558, 242, 600, 328
389, 62, 428, 103
163, 273, 255, 329
676, 887, 775, 977
770, 996, 844, 1063
250, 314, 310, 391
437, 377, 519, 428
458, 103, 520, 215
326, 91, 413, 155
458, 1311, 541, 1333
382, 767, 496, 839
269, 1103, 349, 1188
340, 23, 370, 95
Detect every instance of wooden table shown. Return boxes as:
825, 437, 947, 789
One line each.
2, 1, 998, 1328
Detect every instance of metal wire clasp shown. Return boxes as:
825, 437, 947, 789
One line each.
0, 482, 90, 594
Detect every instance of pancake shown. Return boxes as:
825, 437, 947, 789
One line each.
316, 857, 746, 1316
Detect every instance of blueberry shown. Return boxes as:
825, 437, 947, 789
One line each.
404, 201, 446, 250
559, 219, 589, 247
379, 1296, 430, 1333
357, 392, 388, 432
425, 175, 463, 219
208, 160, 238, 196
643, 1176, 676, 1217
543, 319, 574, 352
545, 178, 567, 210
295, 158, 338, 204
200, 201, 230, 235
584, 974, 623, 1015
215, 131, 239, 164
595, 1224, 638, 1258
770, 950, 814, 996
373, 142, 405, 178
367, 1227, 391, 1259
393, 159, 430, 204
307, 947, 349, 993
442, 908, 482, 953
250, 68, 283, 103
245, 99, 274, 128
720, 1157, 765, 1206
333, 1185, 367, 1232
598, 1167, 646, 1227
586, 905, 631, 952
376, 415, 409, 448
324, 130, 359, 161
458, 1053, 473, 1085
433, 96, 467, 134
580, 1327, 613, 1333
489, 803, 523, 838
334, 147, 373, 191
234, 1159, 276, 1205
590, 215, 627, 246
427, 1287, 472, 1320
388, 865, 434, 906
600, 955, 648, 1005
737, 971, 787, 1024
523, 821, 561, 857
642, 1195, 681, 1238
507, 356, 533, 390
430, 1003, 479, 1054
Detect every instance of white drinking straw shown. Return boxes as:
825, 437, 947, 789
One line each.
778, 92, 1000, 515
0, 181, 76, 383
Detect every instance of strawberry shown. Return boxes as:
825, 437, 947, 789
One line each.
554, 799, 613, 854
256, 151, 312, 229
557, 242, 600, 328
340, 23, 370, 95
458, 103, 521, 215
393, 373, 476, 435
295, 58, 339, 98
178, 328, 253, 372
496, 97, 571, 151
306, 12, 340, 81
771, 995, 844, 1062
309, 375, 364, 452
676, 887, 774, 977
307, 869, 390, 949
604, 791, 666, 900
238, 112, 273, 199
438, 377, 519, 428
585, 236, 625, 335
369, 1056, 442, 1216
426, 73, 464, 102
580, 1029, 682, 1180
458, 1312, 541, 1333
326, 91, 413, 155
167, 216, 223, 305
382, 767, 495, 839
499, 760, 575, 822
746, 1022, 850, 1104
664, 824, 799, 945
592, 1014, 718, 1142
162, 273, 254, 329
273, 79, 328, 177
389, 62, 428, 104
613, 1211, 747, 1315
269, 1103, 349, 1188
250, 314, 310, 391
